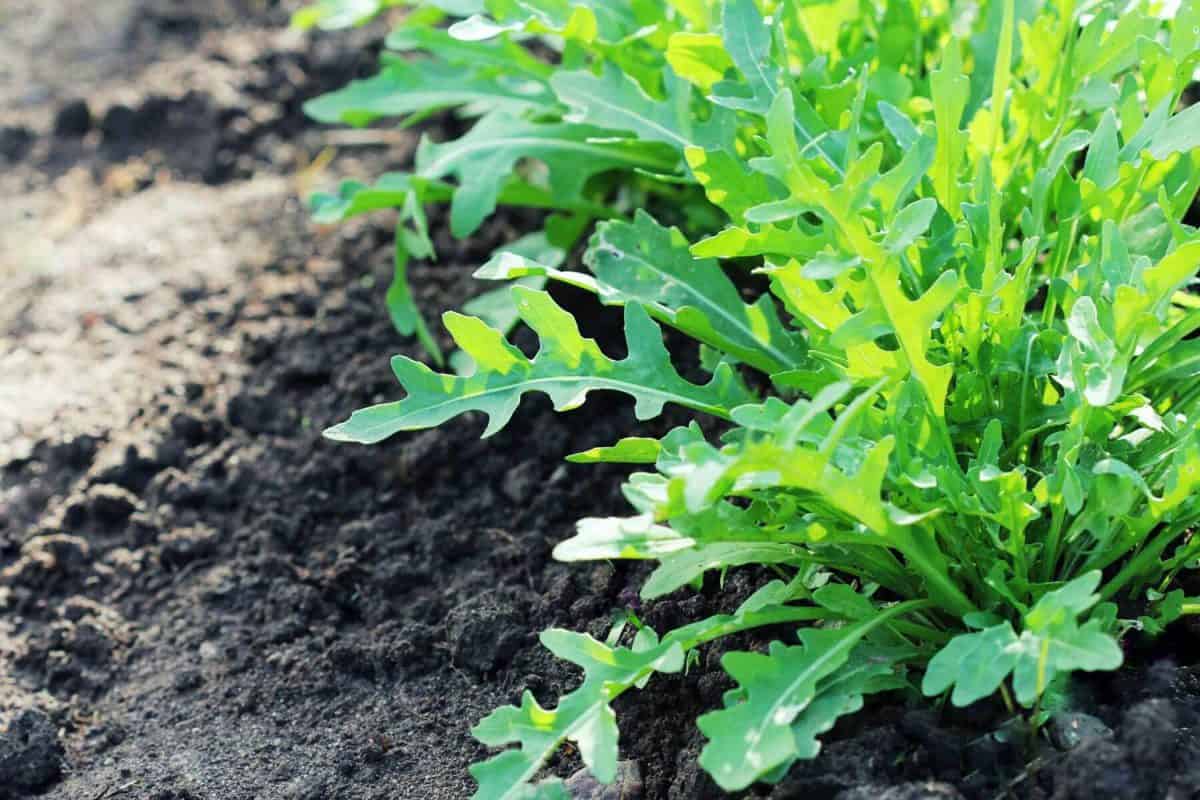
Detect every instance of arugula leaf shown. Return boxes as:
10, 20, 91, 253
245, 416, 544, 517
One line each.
291, 0, 406, 30
478, 211, 808, 373
684, 146, 776, 220
586, 212, 806, 373
923, 573, 1123, 707
310, 173, 449, 224
714, 0, 779, 113
566, 437, 662, 464
385, 24, 552, 79
415, 114, 676, 237
471, 629, 686, 799
929, 43, 969, 216
1149, 104, 1200, 160
553, 514, 694, 563
883, 198, 938, 254
454, 0, 643, 45
472, 590, 835, 799
641, 542, 806, 600
325, 288, 755, 443
304, 58, 554, 126
388, 222, 443, 365
667, 32, 733, 92
552, 66, 735, 153
716, 0, 843, 173
698, 601, 927, 790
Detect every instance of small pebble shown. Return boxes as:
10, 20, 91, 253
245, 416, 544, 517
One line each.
1047, 711, 1112, 750
565, 760, 643, 800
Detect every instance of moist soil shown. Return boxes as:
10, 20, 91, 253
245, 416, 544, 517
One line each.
3, 4, 1200, 800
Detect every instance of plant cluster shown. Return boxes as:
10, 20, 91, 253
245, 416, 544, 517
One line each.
297, 0, 1200, 796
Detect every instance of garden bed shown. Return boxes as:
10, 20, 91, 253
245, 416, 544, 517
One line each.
3, 4, 1200, 800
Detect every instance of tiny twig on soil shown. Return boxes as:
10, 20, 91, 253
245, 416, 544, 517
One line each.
91, 780, 138, 800
993, 755, 1050, 800
320, 130, 413, 148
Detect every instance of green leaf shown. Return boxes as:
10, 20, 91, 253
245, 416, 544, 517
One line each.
873, 130, 936, 215
667, 0, 715, 29
471, 592, 833, 799
292, 0, 406, 30
388, 226, 444, 364
684, 145, 777, 221
800, 253, 862, 280
642, 542, 806, 599
921, 622, 1018, 706
304, 58, 554, 126
697, 602, 926, 790
455, 0, 641, 44
470, 630, 686, 799
586, 211, 806, 374
310, 177, 446, 361
385, 23, 551, 79
552, 65, 735, 153
1148, 104, 1200, 160
878, 101, 919, 150
479, 211, 807, 374
1057, 297, 1126, 407
666, 32, 733, 91
1082, 109, 1120, 190
717, 0, 777, 112
923, 573, 1123, 707
929, 43, 969, 216
554, 514, 696, 561
566, 437, 662, 464
558, 493, 830, 598
310, 173, 450, 223
717, 0, 843, 172
1009, 619, 1122, 706
882, 198, 938, 254
415, 114, 677, 237
785, 646, 906, 759
978, 0, 1018, 147
812, 584, 878, 620
450, 231, 569, 375
324, 289, 755, 443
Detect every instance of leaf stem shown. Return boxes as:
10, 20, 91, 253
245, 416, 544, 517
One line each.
1038, 504, 1067, 583
1040, 216, 1080, 328
678, 606, 833, 649
1099, 521, 1191, 601
890, 525, 979, 617
1116, 161, 1151, 224
999, 682, 1016, 716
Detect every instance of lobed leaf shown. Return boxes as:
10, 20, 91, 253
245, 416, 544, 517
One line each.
470, 630, 686, 799
304, 58, 554, 126
586, 211, 807, 374
923, 573, 1123, 707
325, 289, 755, 444
472, 589, 836, 799
416, 115, 677, 237
698, 602, 924, 790
552, 66, 735, 153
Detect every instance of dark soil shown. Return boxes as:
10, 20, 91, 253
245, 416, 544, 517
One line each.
3, 4, 1200, 800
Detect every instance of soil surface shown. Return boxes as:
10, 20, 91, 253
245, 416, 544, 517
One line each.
3, 4, 1200, 800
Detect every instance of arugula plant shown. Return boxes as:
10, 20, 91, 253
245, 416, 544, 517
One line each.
301, 0, 1200, 795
